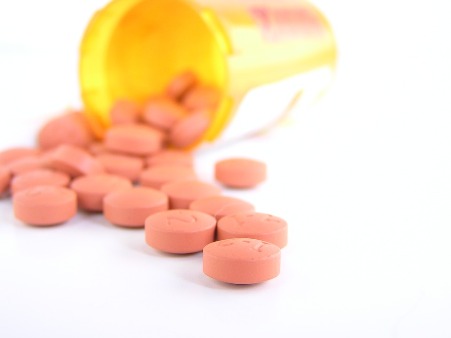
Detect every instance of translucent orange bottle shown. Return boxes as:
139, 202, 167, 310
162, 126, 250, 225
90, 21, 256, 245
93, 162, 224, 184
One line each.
79, 0, 336, 146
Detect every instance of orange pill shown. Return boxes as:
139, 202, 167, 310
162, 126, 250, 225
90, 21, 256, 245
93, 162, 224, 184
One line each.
0, 147, 40, 166
217, 212, 288, 248
146, 149, 194, 167
70, 174, 132, 212
215, 158, 266, 189
49, 145, 104, 177
88, 142, 108, 156
166, 71, 197, 100
11, 169, 70, 194
104, 124, 165, 156
97, 153, 144, 182
109, 100, 141, 125
161, 180, 221, 209
182, 85, 221, 112
169, 111, 210, 148
140, 165, 197, 189
13, 185, 77, 226
0, 166, 11, 195
203, 238, 281, 284
143, 97, 186, 131
38, 111, 94, 150
189, 195, 255, 221
103, 187, 168, 228
145, 209, 216, 254
7, 156, 46, 176
39, 148, 59, 169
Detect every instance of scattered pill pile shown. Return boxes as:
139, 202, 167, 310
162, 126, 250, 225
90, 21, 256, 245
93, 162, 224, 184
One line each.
0, 72, 287, 285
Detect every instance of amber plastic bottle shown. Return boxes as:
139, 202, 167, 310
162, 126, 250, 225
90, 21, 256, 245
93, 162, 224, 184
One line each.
79, 0, 336, 145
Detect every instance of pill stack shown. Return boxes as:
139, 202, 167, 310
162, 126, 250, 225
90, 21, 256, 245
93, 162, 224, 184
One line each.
0, 72, 288, 285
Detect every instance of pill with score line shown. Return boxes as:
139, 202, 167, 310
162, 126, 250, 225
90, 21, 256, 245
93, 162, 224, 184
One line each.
145, 209, 216, 254
203, 238, 281, 284
217, 212, 288, 248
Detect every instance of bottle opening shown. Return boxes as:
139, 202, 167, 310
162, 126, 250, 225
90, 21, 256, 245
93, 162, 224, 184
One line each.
80, 0, 230, 141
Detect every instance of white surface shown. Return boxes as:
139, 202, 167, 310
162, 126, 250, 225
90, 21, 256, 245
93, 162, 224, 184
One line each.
1, 1, 451, 337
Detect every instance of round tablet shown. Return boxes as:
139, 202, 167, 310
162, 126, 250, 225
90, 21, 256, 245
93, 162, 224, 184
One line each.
215, 158, 266, 189
182, 85, 221, 112
161, 180, 221, 209
166, 71, 197, 100
13, 185, 77, 226
104, 124, 165, 156
0, 147, 40, 166
140, 165, 197, 189
0, 166, 11, 195
146, 149, 193, 167
49, 144, 104, 177
189, 195, 255, 220
70, 174, 132, 212
143, 97, 186, 132
203, 238, 281, 284
103, 187, 168, 228
109, 100, 141, 125
97, 153, 144, 182
38, 112, 94, 150
7, 156, 46, 175
88, 142, 108, 156
169, 111, 211, 149
145, 209, 216, 254
11, 169, 70, 194
217, 212, 288, 248
39, 148, 58, 168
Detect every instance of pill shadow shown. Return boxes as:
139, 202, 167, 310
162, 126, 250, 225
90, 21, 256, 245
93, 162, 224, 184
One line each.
76, 210, 112, 229
12, 216, 71, 230
126, 239, 200, 259
81, 211, 146, 232
177, 264, 266, 290
124, 239, 266, 290
20, 222, 62, 229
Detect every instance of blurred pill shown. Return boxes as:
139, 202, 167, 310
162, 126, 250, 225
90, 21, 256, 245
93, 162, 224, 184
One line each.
49, 145, 104, 177
11, 169, 70, 194
97, 152, 144, 182
7, 156, 47, 176
143, 97, 186, 132
140, 165, 197, 189
189, 195, 255, 221
71, 174, 132, 212
146, 149, 193, 168
182, 85, 221, 112
88, 142, 108, 156
104, 124, 165, 156
0, 147, 40, 166
161, 180, 221, 209
169, 111, 210, 148
109, 100, 141, 125
38, 111, 94, 150
0, 166, 11, 195
166, 71, 197, 101
103, 187, 168, 228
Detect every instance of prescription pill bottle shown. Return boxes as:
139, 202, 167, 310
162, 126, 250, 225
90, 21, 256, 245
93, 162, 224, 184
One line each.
79, 0, 336, 146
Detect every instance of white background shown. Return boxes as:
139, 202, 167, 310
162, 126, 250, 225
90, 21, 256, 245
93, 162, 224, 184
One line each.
1, 1, 451, 337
